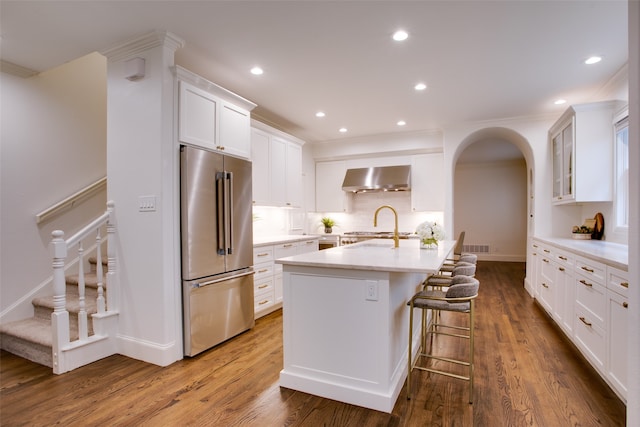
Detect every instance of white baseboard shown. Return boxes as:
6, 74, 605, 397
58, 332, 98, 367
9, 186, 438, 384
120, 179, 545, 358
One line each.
116, 334, 183, 367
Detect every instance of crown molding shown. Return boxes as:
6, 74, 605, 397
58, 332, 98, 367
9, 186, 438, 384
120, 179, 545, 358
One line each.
0, 60, 39, 78
101, 30, 185, 62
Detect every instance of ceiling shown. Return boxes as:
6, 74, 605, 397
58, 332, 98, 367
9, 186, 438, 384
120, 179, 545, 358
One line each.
0, 1, 628, 144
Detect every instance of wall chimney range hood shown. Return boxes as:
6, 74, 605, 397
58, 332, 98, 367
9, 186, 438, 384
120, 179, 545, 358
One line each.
342, 165, 411, 193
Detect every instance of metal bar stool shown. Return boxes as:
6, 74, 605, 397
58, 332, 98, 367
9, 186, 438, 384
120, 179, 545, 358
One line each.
407, 275, 479, 403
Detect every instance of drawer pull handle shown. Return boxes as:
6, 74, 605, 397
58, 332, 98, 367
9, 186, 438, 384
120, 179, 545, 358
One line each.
259, 300, 269, 305
621, 282, 629, 288
283, 244, 293, 248
558, 256, 567, 261
543, 259, 549, 263
258, 284, 268, 289
258, 269, 268, 273
533, 244, 539, 248
257, 253, 269, 257
579, 279, 592, 288
581, 266, 594, 273
623, 302, 628, 309
579, 316, 592, 327
542, 283, 549, 289
543, 249, 550, 253
559, 267, 565, 272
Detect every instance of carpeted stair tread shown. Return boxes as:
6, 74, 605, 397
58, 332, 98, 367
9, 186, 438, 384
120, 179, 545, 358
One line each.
65, 272, 106, 289
0, 317, 52, 348
33, 294, 98, 315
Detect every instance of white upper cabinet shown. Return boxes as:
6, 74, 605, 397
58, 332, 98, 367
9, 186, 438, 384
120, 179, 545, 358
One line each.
549, 100, 624, 204
250, 121, 305, 207
176, 67, 256, 159
315, 160, 351, 213
411, 153, 444, 212
178, 81, 217, 149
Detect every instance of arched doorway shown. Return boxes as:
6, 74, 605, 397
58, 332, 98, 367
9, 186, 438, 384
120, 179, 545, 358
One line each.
452, 128, 534, 262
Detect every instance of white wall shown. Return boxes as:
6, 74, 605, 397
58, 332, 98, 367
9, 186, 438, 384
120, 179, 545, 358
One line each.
0, 53, 107, 321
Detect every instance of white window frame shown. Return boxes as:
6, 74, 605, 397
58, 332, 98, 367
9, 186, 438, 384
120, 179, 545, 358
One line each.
613, 109, 629, 233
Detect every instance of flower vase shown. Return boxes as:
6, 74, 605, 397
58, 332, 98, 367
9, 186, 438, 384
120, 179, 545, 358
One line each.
420, 239, 438, 249
324, 227, 332, 234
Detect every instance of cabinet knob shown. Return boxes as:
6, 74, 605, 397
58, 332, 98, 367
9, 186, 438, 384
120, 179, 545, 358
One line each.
623, 302, 628, 309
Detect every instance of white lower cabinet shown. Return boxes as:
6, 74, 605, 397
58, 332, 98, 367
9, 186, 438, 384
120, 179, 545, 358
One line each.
531, 238, 628, 402
253, 238, 319, 318
607, 267, 629, 400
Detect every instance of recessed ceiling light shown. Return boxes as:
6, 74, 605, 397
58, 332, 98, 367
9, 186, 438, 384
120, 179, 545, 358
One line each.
315, 111, 326, 118
339, 127, 348, 133
397, 120, 406, 126
392, 30, 408, 41
414, 83, 427, 91
584, 56, 602, 65
250, 66, 264, 75
554, 99, 567, 105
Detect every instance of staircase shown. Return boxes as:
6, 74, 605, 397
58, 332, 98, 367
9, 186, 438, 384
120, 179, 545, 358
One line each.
0, 256, 107, 368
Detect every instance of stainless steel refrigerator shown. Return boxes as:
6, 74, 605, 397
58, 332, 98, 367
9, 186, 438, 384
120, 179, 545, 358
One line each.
180, 144, 255, 357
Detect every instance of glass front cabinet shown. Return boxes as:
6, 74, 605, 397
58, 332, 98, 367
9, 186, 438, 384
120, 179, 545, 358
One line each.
549, 100, 624, 205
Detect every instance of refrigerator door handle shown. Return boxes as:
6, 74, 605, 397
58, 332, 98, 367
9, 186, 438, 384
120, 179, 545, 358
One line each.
216, 171, 226, 255
190, 269, 255, 288
226, 171, 234, 254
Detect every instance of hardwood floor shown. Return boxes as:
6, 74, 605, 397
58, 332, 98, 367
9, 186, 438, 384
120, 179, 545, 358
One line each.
1, 262, 625, 426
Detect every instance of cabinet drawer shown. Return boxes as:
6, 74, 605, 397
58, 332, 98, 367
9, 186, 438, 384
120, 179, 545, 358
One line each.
274, 242, 298, 258
254, 261, 274, 279
297, 239, 319, 254
574, 305, 605, 371
607, 267, 629, 298
554, 249, 574, 269
254, 277, 274, 294
254, 291, 275, 311
575, 276, 605, 327
253, 246, 274, 264
574, 256, 605, 282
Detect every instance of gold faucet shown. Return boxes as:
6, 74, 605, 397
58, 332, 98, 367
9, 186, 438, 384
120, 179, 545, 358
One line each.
373, 205, 399, 248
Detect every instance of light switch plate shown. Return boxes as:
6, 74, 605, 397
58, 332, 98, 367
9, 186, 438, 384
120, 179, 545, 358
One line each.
138, 195, 156, 212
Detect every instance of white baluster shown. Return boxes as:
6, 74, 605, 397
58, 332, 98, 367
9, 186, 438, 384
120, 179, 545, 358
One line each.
77, 242, 88, 340
50, 230, 70, 373
95, 229, 105, 313
106, 201, 117, 312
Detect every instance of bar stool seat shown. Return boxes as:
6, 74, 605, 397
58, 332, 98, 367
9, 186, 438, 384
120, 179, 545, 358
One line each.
407, 275, 479, 403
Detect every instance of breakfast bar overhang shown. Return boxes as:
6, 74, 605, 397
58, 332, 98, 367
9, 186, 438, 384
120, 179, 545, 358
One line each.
276, 239, 456, 413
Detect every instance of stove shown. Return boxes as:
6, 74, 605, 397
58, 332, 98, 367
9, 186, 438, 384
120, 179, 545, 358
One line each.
341, 231, 413, 245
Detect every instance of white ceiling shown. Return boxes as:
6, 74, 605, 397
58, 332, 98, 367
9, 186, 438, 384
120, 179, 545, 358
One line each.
0, 1, 628, 144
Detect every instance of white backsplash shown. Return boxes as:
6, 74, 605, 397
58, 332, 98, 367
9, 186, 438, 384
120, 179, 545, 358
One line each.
309, 192, 444, 237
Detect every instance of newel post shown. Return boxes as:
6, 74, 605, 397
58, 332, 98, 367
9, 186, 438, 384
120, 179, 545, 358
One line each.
50, 230, 70, 374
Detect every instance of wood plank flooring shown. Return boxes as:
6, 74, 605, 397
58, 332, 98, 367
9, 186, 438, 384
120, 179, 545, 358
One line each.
1, 262, 626, 426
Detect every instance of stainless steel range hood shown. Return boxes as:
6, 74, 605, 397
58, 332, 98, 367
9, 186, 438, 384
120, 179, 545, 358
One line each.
342, 165, 411, 193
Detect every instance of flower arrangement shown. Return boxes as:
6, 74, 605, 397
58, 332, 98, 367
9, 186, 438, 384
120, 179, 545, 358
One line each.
415, 221, 445, 247
321, 217, 336, 233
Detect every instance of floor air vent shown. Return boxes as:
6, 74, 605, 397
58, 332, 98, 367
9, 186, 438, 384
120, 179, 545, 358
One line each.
463, 244, 490, 254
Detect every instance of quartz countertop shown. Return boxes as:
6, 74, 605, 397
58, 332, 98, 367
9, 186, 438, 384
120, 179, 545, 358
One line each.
275, 239, 456, 273
534, 236, 628, 270
253, 234, 321, 246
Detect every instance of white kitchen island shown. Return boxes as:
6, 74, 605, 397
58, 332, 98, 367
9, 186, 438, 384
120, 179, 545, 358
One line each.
276, 238, 456, 413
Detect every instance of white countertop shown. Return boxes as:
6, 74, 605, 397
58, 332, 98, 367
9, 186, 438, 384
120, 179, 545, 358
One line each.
534, 236, 628, 270
253, 234, 321, 246
275, 239, 456, 273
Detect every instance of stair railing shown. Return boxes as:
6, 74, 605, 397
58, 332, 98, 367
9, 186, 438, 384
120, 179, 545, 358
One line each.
49, 200, 117, 374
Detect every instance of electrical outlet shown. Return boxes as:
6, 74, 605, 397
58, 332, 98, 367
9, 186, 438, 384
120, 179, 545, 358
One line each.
365, 281, 378, 301
138, 195, 156, 212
